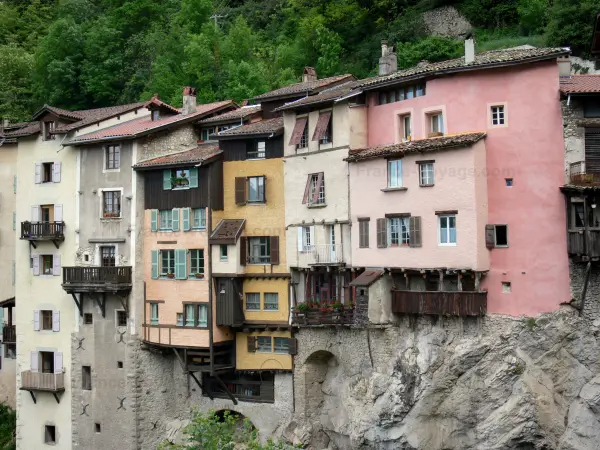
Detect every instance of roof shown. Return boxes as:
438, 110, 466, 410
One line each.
4, 121, 41, 137
209, 219, 245, 244
345, 132, 487, 163
275, 81, 360, 111
560, 75, 600, 94
199, 105, 260, 124
358, 47, 569, 90
67, 100, 234, 145
0, 297, 15, 308
53, 102, 147, 133
349, 270, 384, 287
213, 117, 283, 138
32, 104, 87, 121
133, 144, 221, 170
253, 74, 355, 101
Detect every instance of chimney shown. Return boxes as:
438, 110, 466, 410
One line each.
558, 57, 571, 77
378, 40, 397, 76
302, 67, 317, 83
464, 35, 475, 64
182, 86, 197, 115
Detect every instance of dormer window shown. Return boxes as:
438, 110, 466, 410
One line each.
201, 127, 215, 141
152, 110, 160, 121
43, 121, 55, 141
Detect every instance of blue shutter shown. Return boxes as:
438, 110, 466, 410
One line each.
189, 168, 198, 188
150, 209, 158, 232
151, 250, 159, 279
163, 170, 171, 190
175, 249, 187, 279
172, 208, 180, 231
182, 208, 191, 231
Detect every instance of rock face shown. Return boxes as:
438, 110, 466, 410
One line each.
289, 308, 600, 449
423, 6, 472, 39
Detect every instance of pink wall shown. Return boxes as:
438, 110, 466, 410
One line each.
365, 61, 570, 316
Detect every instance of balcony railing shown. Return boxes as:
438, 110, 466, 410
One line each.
62, 266, 132, 293
568, 162, 600, 186
292, 307, 354, 326
391, 290, 487, 316
20, 221, 65, 241
21, 370, 65, 392
2, 325, 15, 343
298, 244, 345, 266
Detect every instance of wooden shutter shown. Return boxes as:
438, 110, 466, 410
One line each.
302, 175, 312, 204
189, 168, 199, 188
52, 311, 60, 332
34, 163, 41, 184
32, 255, 40, 276
376, 218, 387, 248
54, 204, 63, 222
359, 219, 370, 248
52, 161, 61, 183
30, 351, 39, 372
485, 224, 495, 249
150, 210, 158, 232
262, 176, 267, 203
409, 216, 422, 247
288, 338, 298, 355
297, 227, 304, 251
54, 352, 63, 374
235, 177, 246, 205
312, 111, 332, 141
182, 208, 191, 231
31, 205, 40, 222
53, 254, 61, 276
175, 249, 187, 279
311, 172, 323, 204
151, 250, 159, 279
585, 129, 600, 173
289, 117, 308, 145
247, 335, 256, 353
163, 170, 171, 190
270, 236, 280, 265
33, 310, 40, 331
239, 237, 247, 266
171, 208, 180, 231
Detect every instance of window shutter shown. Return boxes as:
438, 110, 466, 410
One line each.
171, 208, 180, 231
32, 256, 40, 276
288, 338, 298, 355
34, 163, 41, 184
409, 216, 422, 247
485, 224, 495, 249
263, 176, 267, 203
240, 237, 247, 266
163, 170, 171, 190
235, 177, 246, 205
54, 204, 63, 222
297, 227, 304, 251
377, 218, 387, 248
182, 208, 191, 231
359, 220, 370, 248
289, 117, 308, 145
302, 175, 312, 204
150, 209, 158, 232
311, 173, 323, 204
31, 205, 40, 222
189, 168, 199, 188
33, 310, 40, 331
52, 311, 60, 332
52, 161, 61, 183
311, 111, 332, 141
247, 336, 256, 353
53, 254, 61, 276
175, 249, 187, 279
13, 175, 17, 193
30, 351, 39, 372
151, 250, 159, 279
54, 352, 63, 374
12, 212, 15, 231
270, 236, 280, 265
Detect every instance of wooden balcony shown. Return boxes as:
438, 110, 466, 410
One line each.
2, 325, 15, 343
62, 266, 132, 294
568, 162, 600, 186
20, 370, 65, 403
391, 290, 487, 316
292, 308, 354, 326
567, 229, 600, 259
20, 221, 65, 248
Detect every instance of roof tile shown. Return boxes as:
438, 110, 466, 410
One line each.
275, 81, 360, 111
209, 219, 245, 244
133, 144, 221, 169
253, 74, 355, 100
199, 105, 260, 124
214, 117, 283, 138
54, 102, 147, 132
560, 75, 600, 94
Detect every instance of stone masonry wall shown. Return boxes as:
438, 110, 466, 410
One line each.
562, 98, 585, 181
138, 125, 199, 162
569, 260, 600, 322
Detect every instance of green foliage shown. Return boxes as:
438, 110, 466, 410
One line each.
396, 37, 463, 69
525, 317, 538, 331
0, 44, 34, 121
0, 403, 16, 450
546, 0, 600, 56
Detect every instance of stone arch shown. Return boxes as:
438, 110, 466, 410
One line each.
303, 350, 338, 419
214, 409, 256, 430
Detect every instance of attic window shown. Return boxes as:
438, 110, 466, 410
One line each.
152, 110, 160, 121
43, 121, 55, 141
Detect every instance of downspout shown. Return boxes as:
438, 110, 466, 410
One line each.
57, 133, 69, 152
567, 94, 571, 107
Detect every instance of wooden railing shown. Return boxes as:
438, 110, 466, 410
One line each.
2, 325, 15, 343
21, 371, 64, 391
568, 162, 600, 186
292, 308, 354, 326
63, 266, 132, 285
567, 229, 600, 258
391, 290, 487, 316
21, 221, 65, 240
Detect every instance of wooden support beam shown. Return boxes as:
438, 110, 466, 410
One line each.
52, 392, 60, 404
189, 371, 213, 400
172, 348, 187, 372
580, 261, 592, 315
29, 241, 37, 250
214, 374, 238, 405
29, 391, 36, 404
71, 293, 83, 317
475, 272, 481, 291
94, 293, 106, 318
52, 239, 60, 250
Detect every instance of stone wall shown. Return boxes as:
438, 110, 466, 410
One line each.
562, 98, 585, 181
569, 260, 600, 322
138, 125, 199, 162
423, 6, 472, 39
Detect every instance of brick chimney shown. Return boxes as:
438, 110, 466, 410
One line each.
302, 67, 317, 83
378, 40, 397, 76
182, 86, 197, 115
464, 35, 475, 64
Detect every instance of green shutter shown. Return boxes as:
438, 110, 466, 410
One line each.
172, 208, 180, 231
151, 250, 159, 279
175, 249, 187, 279
163, 170, 172, 190
182, 207, 191, 231
189, 168, 198, 188
151, 209, 158, 232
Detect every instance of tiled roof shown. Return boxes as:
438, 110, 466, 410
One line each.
54, 102, 147, 132
345, 132, 487, 163
358, 47, 569, 89
560, 75, 600, 94
32, 104, 87, 121
4, 121, 29, 130
209, 219, 245, 244
275, 81, 360, 111
349, 269, 384, 287
133, 144, 221, 170
4, 121, 41, 137
253, 74, 355, 100
214, 117, 283, 138
198, 105, 260, 124
68, 100, 233, 144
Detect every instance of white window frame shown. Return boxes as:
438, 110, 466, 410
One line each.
488, 102, 508, 128
402, 115, 411, 141
192, 208, 206, 230
189, 249, 205, 275
298, 121, 309, 149
419, 162, 435, 186
247, 176, 265, 203
220, 244, 228, 261
256, 336, 272, 353
150, 303, 159, 325
159, 209, 172, 231
387, 217, 409, 247
302, 227, 312, 251
264, 293, 279, 311
438, 214, 457, 246
274, 337, 290, 354
160, 249, 175, 276
248, 237, 270, 264
387, 160, 402, 188
430, 113, 444, 134
246, 293, 260, 311
309, 174, 326, 205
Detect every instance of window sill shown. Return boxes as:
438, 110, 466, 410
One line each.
247, 157, 266, 161
188, 277, 206, 281
438, 243, 457, 247
101, 217, 122, 221
307, 203, 327, 209
246, 309, 261, 312
220, 258, 228, 262
191, 227, 207, 231
381, 187, 407, 192
158, 229, 173, 232
171, 186, 191, 191
103, 168, 121, 173
419, 184, 434, 188
247, 202, 266, 206
247, 263, 273, 266
263, 309, 279, 312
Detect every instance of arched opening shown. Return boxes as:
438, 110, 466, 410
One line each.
214, 409, 255, 431
304, 350, 338, 419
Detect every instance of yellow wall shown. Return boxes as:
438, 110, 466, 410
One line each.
235, 330, 292, 370
242, 278, 289, 322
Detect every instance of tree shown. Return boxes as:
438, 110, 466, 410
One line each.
546, 0, 600, 56
0, 403, 16, 450
0, 44, 34, 121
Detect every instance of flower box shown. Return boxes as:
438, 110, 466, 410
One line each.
166, 273, 175, 279
194, 273, 204, 279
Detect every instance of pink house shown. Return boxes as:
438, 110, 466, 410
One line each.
347, 41, 571, 318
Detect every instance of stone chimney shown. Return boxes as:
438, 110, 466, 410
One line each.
378, 40, 397, 76
302, 67, 317, 83
464, 35, 475, 64
558, 57, 571, 77
182, 86, 197, 115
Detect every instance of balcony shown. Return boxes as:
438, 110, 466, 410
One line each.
298, 244, 345, 266
20, 370, 65, 403
20, 221, 65, 248
292, 306, 354, 326
2, 325, 15, 343
567, 229, 600, 259
62, 266, 133, 294
568, 162, 600, 186
391, 290, 487, 317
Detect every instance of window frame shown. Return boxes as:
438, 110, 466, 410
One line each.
150, 303, 159, 325
438, 214, 457, 246
308, 174, 326, 205
298, 122, 309, 149
171, 168, 191, 190
41, 255, 54, 275
41, 310, 53, 330
256, 336, 272, 353
160, 249, 175, 276
159, 210, 172, 230
189, 249, 205, 275
42, 162, 53, 183
102, 190, 121, 219
100, 245, 116, 267
116, 310, 127, 327
220, 244, 228, 261
247, 140, 266, 159
191, 208, 206, 230
43, 121, 55, 141
247, 176, 266, 203
491, 105, 505, 126
418, 161, 435, 187
489, 102, 508, 127
493, 224, 509, 247
319, 117, 333, 145
402, 115, 411, 141
246, 293, 261, 311
387, 159, 403, 188
248, 237, 271, 264
263, 293, 279, 311
430, 113, 444, 134
105, 144, 121, 171
302, 227, 312, 251
274, 337, 290, 354
387, 216, 410, 247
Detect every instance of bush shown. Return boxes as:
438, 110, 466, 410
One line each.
0, 403, 16, 450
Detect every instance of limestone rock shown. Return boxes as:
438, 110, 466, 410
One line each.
423, 6, 472, 38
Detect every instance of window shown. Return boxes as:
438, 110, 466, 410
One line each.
378, 85, 425, 105
40, 351, 54, 373
387, 160, 402, 188
302, 227, 312, 250
491, 105, 505, 126
184, 304, 195, 327
150, 303, 159, 325
117, 361, 123, 369
402, 115, 411, 141
379, 92, 388, 105
4, 344, 15, 359
439, 215, 457, 245
84, 313, 93, 325
160, 250, 175, 276
159, 210, 172, 230
319, 116, 332, 145
184, 304, 208, 327
42, 162, 53, 183
44, 121, 55, 141
502, 281, 512, 293
298, 122, 309, 149
100, 246, 116, 267
388, 217, 409, 246
257, 336, 272, 353
176, 313, 183, 326
42, 255, 53, 275
105, 145, 120, 170
493, 225, 508, 247
45, 425, 56, 444
505, 178, 513, 187
95, 423, 101, 433
308, 173, 326, 205
247, 176, 265, 203
171, 168, 190, 189
190, 249, 205, 275
220, 244, 228, 261
152, 110, 160, 121
102, 191, 121, 218
430, 113, 444, 135
82, 366, 92, 390
264, 293, 278, 311
116, 310, 127, 327
274, 337, 290, 354
41, 310, 53, 330
248, 237, 270, 264
201, 127, 215, 140
419, 162, 435, 186
192, 208, 206, 229
572, 203, 585, 228
247, 141, 266, 159
246, 293, 260, 311
197, 304, 208, 327
359, 219, 370, 248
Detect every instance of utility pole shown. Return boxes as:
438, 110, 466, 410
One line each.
209, 13, 227, 28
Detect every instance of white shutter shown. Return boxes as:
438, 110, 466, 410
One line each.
52, 254, 61, 276
34, 163, 41, 184
310, 226, 315, 246
32, 256, 40, 276
54, 352, 63, 374
31, 205, 39, 222
30, 351, 39, 372
52, 311, 60, 332
54, 204, 63, 222
297, 226, 303, 252
52, 162, 61, 183
33, 310, 40, 331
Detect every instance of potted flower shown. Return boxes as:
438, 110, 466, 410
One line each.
194, 272, 204, 279
166, 272, 175, 279
319, 303, 331, 313
331, 301, 343, 312
295, 302, 309, 312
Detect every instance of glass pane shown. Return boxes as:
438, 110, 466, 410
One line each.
197, 305, 208, 327
185, 304, 194, 326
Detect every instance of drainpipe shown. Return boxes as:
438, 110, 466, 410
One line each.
567, 94, 571, 107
